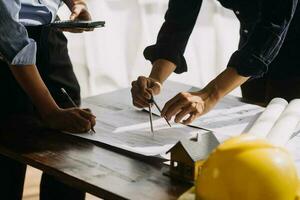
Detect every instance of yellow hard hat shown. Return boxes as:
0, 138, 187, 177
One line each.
196, 134, 299, 200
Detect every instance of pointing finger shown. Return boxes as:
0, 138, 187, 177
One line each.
161, 93, 184, 116
148, 81, 161, 96
175, 106, 194, 123
183, 113, 200, 125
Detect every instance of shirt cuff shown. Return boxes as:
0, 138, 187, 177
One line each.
227, 50, 268, 78
11, 39, 37, 65
144, 45, 188, 74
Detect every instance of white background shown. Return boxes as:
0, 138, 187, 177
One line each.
57, 0, 240, 98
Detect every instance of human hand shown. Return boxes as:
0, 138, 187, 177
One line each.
131, 76, 162, 108
43, 108, 96, 133
82, 108, 96, 132
161, 90, 219, 125
160, 67, 250, 124
61, 3, 93, 33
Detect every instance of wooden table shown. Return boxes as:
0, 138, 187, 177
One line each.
0, 113, 191, 200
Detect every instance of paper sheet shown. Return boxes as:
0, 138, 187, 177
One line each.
191, 103, 263, 135
152, 87, 264, 138
69, 81, 264, 156
70, 101, 207, 157
64, 81, 300, 173
286, 132, 300, 175
267, 99, 300, 146
248, 98, 288, 138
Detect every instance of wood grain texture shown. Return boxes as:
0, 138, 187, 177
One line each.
0, 114, 191, 200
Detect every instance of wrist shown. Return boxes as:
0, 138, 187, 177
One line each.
148, 76, 162, 85
38, 102, 61, 119
35, 90, 61, 118
198, 81, 223, 102
40, 107, 61, 120
207, 82, 224, 102
149, 59, 176, 84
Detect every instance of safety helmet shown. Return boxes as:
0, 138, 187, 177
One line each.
196, 135, 299, 200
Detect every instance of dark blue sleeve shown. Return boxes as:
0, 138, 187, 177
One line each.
143, 0, 202, 74
228, 0, 299, 78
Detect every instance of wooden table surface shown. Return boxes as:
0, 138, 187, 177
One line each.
0, 114, 191, 200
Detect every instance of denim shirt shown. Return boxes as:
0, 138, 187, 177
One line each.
144, 0, 299, 78
20, 0, 61, 26
0, 0, 61, 66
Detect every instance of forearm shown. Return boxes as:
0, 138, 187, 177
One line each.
203, 67, 250, 100
149, 59, 176, 84
10, 65, 59, 117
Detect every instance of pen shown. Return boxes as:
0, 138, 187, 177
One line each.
61, 88, 96, 133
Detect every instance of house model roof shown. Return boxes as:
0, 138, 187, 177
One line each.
167, 132, 219, 161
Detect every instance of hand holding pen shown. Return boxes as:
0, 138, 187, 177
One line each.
61, 88, 96, 133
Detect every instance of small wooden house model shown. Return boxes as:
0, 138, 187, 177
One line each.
167, 133, 219, 182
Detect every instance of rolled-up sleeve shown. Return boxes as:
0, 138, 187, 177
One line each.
228, 0, 298, 78
144, 0, 202, 74
0, 0, 37, 65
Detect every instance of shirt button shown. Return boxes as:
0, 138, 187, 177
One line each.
235, 10, 240, 15
243, 29, 249, 34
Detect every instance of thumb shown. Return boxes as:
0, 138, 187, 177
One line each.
148, 81, 162, 96
70, 7, 81, 20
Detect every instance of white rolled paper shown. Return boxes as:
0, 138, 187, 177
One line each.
248, 98, 288, 138
267, 99, 300, 146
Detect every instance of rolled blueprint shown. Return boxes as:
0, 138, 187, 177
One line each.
267, 99, 300, 146
248, 98, 288, 138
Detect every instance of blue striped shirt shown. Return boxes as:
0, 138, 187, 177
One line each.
0, 0, 62, 65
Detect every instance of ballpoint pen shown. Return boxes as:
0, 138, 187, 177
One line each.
61, 88, 96, 133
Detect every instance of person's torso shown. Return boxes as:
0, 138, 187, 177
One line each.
19, 0, 62, 26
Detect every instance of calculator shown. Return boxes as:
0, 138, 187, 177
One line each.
51, 20, 105, 29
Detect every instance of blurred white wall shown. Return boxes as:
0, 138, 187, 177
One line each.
57, 0, 240, 98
